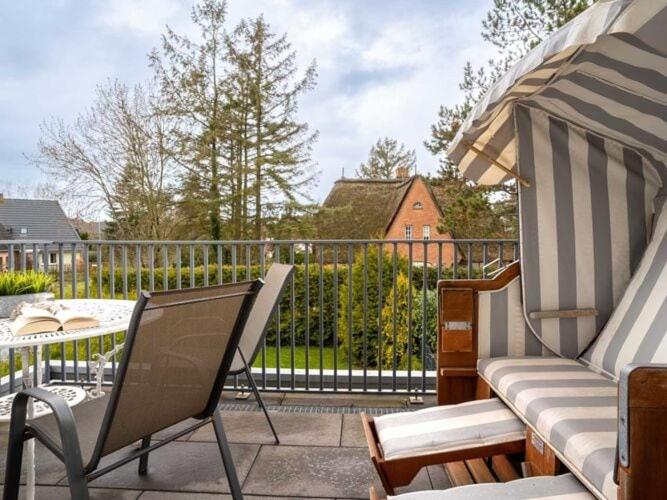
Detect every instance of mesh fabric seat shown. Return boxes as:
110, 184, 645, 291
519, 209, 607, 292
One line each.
3, 281, 261, 500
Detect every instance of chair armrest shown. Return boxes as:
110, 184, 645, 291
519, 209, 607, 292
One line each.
617, 363, 667, 500
11, 387, 84, 465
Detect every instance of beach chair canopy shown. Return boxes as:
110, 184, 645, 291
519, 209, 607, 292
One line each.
447, 0, 666, 357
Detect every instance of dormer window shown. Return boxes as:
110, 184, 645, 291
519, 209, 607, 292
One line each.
20, 227, 27, 235
413, 201, 423, 210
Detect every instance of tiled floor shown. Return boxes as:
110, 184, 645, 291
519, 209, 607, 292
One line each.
0, 392, 450, 499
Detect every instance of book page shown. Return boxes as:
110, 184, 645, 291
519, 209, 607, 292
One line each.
10, 316, 61, 335
55, 309, 100, 331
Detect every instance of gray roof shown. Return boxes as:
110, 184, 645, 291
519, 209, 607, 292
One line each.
0, 198, 80, 241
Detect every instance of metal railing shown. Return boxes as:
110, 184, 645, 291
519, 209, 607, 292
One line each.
1, 238, 518, 395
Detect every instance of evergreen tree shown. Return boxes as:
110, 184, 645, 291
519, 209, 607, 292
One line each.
381, 272, 414, 370
150, 0, 231, 241
357, 137, 416, 179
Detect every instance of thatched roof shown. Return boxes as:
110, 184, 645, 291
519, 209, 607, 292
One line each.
317, 178, 414, 239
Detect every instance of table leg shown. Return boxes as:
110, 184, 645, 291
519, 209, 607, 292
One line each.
20, 347, 37, 500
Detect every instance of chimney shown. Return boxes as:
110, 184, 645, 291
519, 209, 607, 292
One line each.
395, 166, 410, 179
0, 193, 4, 204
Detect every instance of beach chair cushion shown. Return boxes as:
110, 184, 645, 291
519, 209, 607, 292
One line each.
374, 398, 525, 461
580, 203, 667, 379
387, 473, 594, 499
478, 357, 617, 499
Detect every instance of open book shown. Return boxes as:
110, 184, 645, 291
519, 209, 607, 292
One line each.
10, 305, 99, 335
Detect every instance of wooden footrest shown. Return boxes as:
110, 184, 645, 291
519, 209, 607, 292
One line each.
444, 455, 520, 486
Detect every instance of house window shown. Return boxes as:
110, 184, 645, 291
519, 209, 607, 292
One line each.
412, 201, 423, 210
423, 225, 430, 240
49, 253, 57, 264
20, 227, 27, 235
405, 225, 413, 240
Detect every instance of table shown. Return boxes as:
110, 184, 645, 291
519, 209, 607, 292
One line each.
0, 299, 135, 500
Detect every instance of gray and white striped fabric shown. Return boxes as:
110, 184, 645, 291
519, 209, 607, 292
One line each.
388, 473, 594, 500
478, 357, 617, 500
477, 276, 549, 358
448, 0, 667, 185
580, 202, 667, 379
517, 105, 662, 358
374, 398, 525, 461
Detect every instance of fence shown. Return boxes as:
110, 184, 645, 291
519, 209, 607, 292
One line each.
0, 238, 518, 395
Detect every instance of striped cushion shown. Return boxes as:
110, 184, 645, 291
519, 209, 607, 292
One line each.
580, 202, 667, 379
477, 276, 550, 358
374, 398, 525, 461
478, 357, 617, 500
388, 473, 594, 499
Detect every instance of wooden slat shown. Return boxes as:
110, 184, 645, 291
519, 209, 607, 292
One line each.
528, 308, 597, 319
491, 455, 520, 482
444, 462, 474, 486
465, 458, 496, 483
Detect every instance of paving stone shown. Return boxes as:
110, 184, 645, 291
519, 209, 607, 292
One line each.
221, 390, 285, 407
281, 393, 408, 408
0, 431, 67, 486
340, 414, 366, 447
85, 441, 259, 493
427, 464, 453, 490
27, 486, 141, 499
241, 445, 429, 499
189, 410, 342, 447
141, 493, 328, 500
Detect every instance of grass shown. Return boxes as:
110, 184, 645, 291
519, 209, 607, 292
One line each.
0, 271, 54, 296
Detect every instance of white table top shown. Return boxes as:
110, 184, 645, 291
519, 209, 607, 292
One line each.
0, 299, 136, 349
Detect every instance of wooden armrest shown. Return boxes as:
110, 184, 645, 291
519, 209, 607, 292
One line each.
528, 308, 597, 319
617, 364, 667, 500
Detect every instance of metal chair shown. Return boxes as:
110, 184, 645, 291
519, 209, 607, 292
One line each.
3, 280, 262, 500
228, 263, 294, 444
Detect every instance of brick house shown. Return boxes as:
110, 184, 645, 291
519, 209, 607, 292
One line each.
317, 174, 456, 266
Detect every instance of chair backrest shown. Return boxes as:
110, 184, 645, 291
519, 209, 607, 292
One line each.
229, 263, 294, 373
90, 280, 262, 465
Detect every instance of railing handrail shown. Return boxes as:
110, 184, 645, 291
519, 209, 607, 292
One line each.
0, 238, 519, 245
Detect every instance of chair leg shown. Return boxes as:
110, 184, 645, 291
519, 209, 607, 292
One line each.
242, 357, 279, 444
138, 435, 151, 475
3, 395, 28, 500
212, 409, 244, 500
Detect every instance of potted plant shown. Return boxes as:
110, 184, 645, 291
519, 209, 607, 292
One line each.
0, 271, 55, 318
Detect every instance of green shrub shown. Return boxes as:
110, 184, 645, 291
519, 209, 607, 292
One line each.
0, 271, 53, 296
381, 272, 414, 369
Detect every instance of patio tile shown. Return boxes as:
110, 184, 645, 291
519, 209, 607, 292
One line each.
29, 486, 141, 499
281, 393, 408, 408
241, 445, 430, 499
340, 414, 366, 447
141, 493, 328, 500
189, 410, 342, 447
0, 435, 67, 486
221, 390, 286, 407
427, 464, 452, 490
84, 441, 259, 494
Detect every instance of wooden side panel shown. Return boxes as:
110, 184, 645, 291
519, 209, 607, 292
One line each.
436, 263, 520, 405
618, 366, 667, 500
524, 428, 562, 476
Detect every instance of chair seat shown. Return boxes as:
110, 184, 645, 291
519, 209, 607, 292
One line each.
29, 394, 109, 467
374, 398, 525, 461
387, 473, 594, 499
478, 357, 618, 499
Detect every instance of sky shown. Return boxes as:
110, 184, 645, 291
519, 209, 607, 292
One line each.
0, 0, 498, 208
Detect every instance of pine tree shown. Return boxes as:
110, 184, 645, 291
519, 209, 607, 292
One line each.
357, 137, 417, 179
237, 16, 319, 239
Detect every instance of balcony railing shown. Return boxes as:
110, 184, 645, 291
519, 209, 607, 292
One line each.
0, 238, 518, 395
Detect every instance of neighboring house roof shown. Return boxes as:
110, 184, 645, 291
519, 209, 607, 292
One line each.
69, 218, 106, 240
317, 176, 441, 240
0, 198, 80, 241
318, 178, 412, 239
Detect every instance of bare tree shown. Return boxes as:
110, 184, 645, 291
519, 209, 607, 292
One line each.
29, 80, 176, 239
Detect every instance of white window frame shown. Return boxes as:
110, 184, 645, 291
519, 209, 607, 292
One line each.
412, 201, 423, 210
423, 224, 430, 240
405, 224, 413, 240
